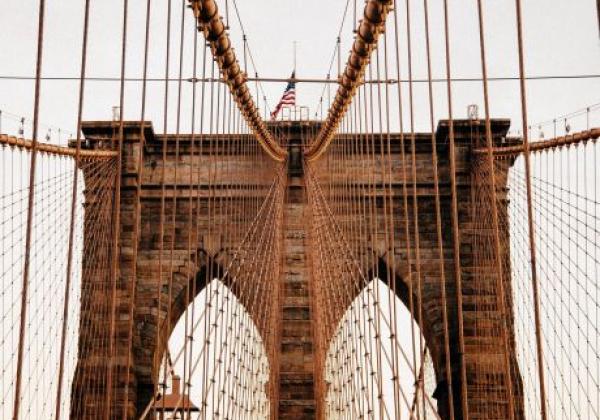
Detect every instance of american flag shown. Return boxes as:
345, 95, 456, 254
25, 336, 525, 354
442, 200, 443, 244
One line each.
270, 72, 296, 120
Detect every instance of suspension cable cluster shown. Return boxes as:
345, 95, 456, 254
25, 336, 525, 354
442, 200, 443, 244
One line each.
305, 0, 393, 161
188, 0, 286, 162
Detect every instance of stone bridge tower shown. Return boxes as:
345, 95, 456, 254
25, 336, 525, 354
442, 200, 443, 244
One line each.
71, 118, 523, 419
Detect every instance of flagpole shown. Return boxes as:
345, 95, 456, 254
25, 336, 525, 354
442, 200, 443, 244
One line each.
293, 41, 297, 74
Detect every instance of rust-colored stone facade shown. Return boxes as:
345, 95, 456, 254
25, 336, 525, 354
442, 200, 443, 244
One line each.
278, 177, 317, 418
71, 119, 523, 419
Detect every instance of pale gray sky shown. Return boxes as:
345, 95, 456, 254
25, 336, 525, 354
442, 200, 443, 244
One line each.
0, 0, 599, 139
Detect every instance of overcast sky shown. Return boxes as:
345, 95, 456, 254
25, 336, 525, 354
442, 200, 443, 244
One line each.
0, 0, 599, 141
1, 1, 599, 418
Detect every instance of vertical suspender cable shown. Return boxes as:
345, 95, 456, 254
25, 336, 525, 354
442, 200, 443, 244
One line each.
201, 60, 216, 419
475, 1, 516, 418
13, 1, 46, 418
378, 35, 402, 419
106, 0, 129, 417
404, 0, 427, 415
441, 0, 470, 417
187, 36, 207, 420
422, 0, 455, 417
167, 0, 188, 397
55, 1, 91, 418
122, 0, 152, 417
366, 61, 385, 419
157, 1, 172, 416
390, 3, 424, 416
386, 34, 405, 419
514, 0, 548, 418
182, 11, 200, 419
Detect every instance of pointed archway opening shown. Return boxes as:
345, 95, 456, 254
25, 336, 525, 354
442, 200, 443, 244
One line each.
324, 277, 440, 419
152, 278, 271, 419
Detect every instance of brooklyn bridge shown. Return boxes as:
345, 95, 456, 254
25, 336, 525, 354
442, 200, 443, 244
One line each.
1, 0, 599, 419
